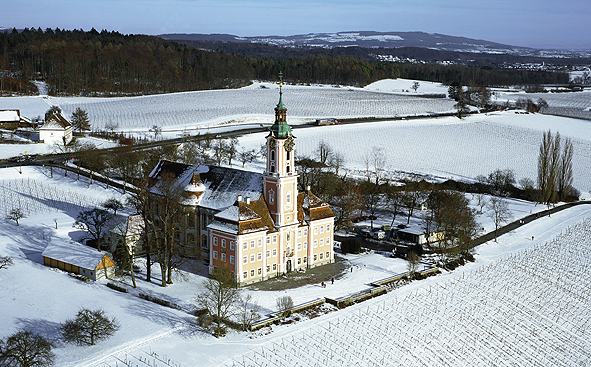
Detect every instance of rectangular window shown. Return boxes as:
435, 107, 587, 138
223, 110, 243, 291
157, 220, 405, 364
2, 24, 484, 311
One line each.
297, 230, 302, 238
258, 239, 262, 247
250, 240, 255, 248
326, 224, 331, 232
250, 254, 255, 263
213, 237, 218, 246
221, 253, 226, 262
326, 237, 330, 247
221, 239, 226, 248
313, 240, 318, 248
257, 252, 262, 261
257, 267, 262, 276
297, 243, 302, 251
272, 249, 277, 256
297, 257, 301, 265
266, 250, 270, 258
266, 237, 271, 245
304, 241, 308, 250
243, 271, 248, 279
320, 252, 324, 260
230, 241, 235, 250
320, 226, 324, 234
250, 269, 255, 277
326, 251, 330, 259
272, 263, 277, 271
314, 254, 317, 261
314, 227, 318, 235
304, 229, 308, 236
266, 265, 270, 272
243, 256, 247, 264
243, 242, 248, 250
230, 255, 235, 264
320, 238, 324, 247
303, 256, 307, 263
213, 250, 218, 259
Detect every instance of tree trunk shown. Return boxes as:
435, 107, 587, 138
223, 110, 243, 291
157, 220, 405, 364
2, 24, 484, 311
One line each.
159, 259, 167, 287
146, 250, 151, 282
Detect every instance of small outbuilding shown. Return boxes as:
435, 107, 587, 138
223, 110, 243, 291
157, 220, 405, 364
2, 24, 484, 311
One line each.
0, 109, 32, 129
397, 225, 445, 245
39, 112, 72, 145
107, 214, 145, 254
42, 241, 115, 280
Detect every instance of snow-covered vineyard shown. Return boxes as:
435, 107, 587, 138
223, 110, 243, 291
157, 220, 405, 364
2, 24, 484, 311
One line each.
0, 83, 456, 132
228, 219, 591, 367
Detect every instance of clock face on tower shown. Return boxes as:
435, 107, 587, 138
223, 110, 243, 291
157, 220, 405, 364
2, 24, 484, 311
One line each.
285, 136, 295, 152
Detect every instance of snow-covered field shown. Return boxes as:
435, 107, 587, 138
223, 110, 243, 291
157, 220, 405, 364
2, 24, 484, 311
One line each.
1, 165, 590, 366
2, 80, 591, 366
238, 110, 591, 194
0, 81, 456, 136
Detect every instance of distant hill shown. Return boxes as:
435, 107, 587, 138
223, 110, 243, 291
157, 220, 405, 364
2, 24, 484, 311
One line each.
160, 31, 591, 60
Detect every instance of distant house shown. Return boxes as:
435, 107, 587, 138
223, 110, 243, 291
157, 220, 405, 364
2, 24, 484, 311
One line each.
0, 109, 32, 129
39, 112, 72, 145
107, 214, 145, 254
397, 225, 445, 245
42, 242, 116, 280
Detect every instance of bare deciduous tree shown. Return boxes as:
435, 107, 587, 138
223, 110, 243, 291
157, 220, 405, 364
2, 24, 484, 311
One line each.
73, 208, 113, 251
61, 308, 120, 346
0, 255, 14, 270
103, 198, 124, 216
487, 197, 512, 242
238, 294, 261, 331
406, 251, 420, 277
6, 208, 25, 226
196, 266, 241, 338
0, 329, 55, 367
276, 295, 294, 321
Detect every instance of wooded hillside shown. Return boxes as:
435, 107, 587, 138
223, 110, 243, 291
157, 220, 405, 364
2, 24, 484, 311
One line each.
0, 28, 569, 96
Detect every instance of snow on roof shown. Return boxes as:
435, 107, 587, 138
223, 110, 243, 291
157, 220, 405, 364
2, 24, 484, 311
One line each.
215, 205, 240, 222
40, 113, 72, 130
208, 219, 239, 234
110, 215, 144, 237
0, 110, 19, 122
199, 165, 263, 210
150, 160, 263, 212
42, 241, 114, 270
398, 225, 440, 235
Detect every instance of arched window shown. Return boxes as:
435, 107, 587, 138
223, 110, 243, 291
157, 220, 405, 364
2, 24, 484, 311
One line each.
286, 151, 290, 160
271, 164, 275, 173
270, 150, 275, 161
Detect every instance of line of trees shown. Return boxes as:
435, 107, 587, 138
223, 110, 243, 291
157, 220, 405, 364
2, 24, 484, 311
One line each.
537, 130, 574, 205
0, 28, 569, 96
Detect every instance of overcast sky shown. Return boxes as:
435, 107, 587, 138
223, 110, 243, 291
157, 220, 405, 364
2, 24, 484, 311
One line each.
3, 0, 591, 50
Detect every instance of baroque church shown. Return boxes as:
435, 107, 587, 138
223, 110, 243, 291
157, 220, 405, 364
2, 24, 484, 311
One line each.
148, 77, 335, 285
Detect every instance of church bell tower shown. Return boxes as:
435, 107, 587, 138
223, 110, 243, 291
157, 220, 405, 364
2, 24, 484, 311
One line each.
264, 72, 298, 228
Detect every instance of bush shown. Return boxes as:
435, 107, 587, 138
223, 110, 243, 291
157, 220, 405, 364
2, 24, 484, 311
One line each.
61, 308, 120, 346
106, 282, 128, 293
139, 293, 180, 310
341, 238, 361, 254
